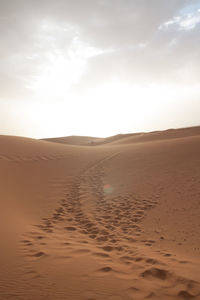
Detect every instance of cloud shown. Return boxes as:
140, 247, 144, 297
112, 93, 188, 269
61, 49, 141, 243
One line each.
0, 0, 200, 137
159, 4, 200, 31
0, 0, 198, 99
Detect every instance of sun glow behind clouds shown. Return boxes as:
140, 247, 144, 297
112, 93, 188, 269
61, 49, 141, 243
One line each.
20, 17, 200, 138
0, 1, 200, 138
30, 54, 85, 98
29, 41, 103, 98
27, 20, 104, 98
22, 81, 199, 139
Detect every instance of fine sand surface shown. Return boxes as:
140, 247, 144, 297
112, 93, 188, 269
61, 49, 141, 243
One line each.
1, 126, 200, 300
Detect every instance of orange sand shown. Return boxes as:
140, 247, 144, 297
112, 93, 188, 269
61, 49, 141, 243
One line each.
1, 126, 200, 300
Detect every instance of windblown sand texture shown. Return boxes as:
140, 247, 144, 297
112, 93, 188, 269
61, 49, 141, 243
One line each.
1, 126, 200, 300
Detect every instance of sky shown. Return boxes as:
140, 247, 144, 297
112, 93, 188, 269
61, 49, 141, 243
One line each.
0, 0, 200, 138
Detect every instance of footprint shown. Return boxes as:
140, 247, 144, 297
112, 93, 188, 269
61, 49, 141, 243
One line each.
178, 290, 195, 299
32, 251, 46, 258
102, 246, 113, 252
36, 236, 44, 240
141, 268, 169, 280
92, 252, 110, 258
64, 226, 77, 231
98, 266, 112, 272
96, 236, 108, 242
146, 258, 159, 265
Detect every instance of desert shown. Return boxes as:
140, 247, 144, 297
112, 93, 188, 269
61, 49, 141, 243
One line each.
1, 126, 200, 299
1, 1, 200, 298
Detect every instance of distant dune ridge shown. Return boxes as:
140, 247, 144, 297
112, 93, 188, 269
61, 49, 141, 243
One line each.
1, 126, 200, 300
43, 126, 200, 146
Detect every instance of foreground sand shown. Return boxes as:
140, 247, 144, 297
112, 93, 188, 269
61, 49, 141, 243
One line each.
1, 127, 200, 300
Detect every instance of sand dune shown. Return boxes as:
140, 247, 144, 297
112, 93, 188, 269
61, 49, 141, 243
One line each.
43, 126, 200, 146
1, 127, 200, 300
43, 135, 102, 146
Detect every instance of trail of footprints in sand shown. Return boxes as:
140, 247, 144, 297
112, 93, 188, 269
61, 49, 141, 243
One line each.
21, 153, 155, 256
20, 153, 200, 299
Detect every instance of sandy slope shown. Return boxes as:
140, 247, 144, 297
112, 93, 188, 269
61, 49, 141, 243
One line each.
0, 127, 200, 300
44, 135, 102, 146
44, 126, 200, 146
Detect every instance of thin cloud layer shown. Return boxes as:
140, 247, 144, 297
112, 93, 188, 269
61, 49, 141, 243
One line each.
0, 0, 199, 137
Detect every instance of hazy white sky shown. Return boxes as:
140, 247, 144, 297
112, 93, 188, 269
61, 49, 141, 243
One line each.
0, 0, 200, 138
